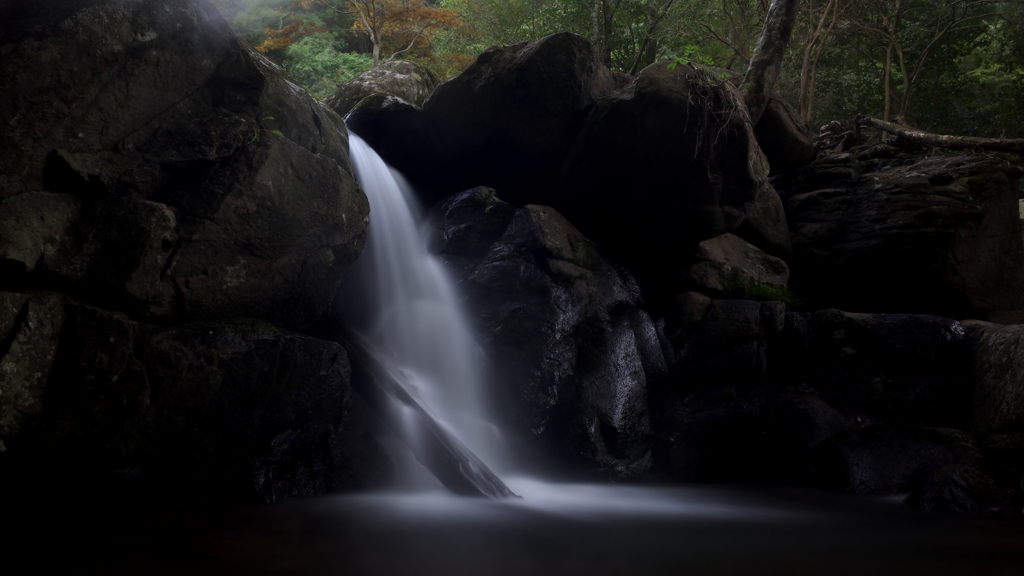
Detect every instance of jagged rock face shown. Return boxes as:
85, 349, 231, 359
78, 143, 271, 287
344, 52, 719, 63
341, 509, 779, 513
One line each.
0, 291, 392, 502
554, 61, 770, 298
324, 60, 439, 117
0, 0, 368, 330
430, 188, 666, 479
347, 32, 618, 206
776, 151, 1024, 318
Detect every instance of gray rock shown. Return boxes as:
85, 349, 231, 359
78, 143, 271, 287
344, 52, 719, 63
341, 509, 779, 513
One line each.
324, 60, 439, 117
733, 182, 792, 260
0, 193, 83, 273
678, 233, 790, 297
0, 292, 64, 440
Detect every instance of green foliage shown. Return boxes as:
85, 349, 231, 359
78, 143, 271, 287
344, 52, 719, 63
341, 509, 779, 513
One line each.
283, 34, 373, 99
722, 275, 802, 307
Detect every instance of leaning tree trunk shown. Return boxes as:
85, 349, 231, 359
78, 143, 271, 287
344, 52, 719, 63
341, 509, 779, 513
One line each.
741, 0, 801, 125
858, 117, 1024, 152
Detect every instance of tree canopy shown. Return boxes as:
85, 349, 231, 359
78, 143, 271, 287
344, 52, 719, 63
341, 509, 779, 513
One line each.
214, 0, 1024, 137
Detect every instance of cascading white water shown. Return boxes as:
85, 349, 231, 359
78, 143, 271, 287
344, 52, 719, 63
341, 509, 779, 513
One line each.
340, 133, 507, 483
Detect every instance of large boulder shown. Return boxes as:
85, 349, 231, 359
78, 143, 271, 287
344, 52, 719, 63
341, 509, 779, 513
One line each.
554, 61, 769, 294
967, 321, 1024, 437
0, 292, 392, 502
776, 152, 1024, 318
669, 299, 786, 390
348, 32, 617, 206
717, 68, 815, 176
812, 424, 981, 494
772, 309, 974, 428
652, 387, 769, 483
733, 181, 793, 260
677, 233, 790, 297
0, 0, 368, 330
430, 188, 667, 478
324, 60, 439, 117
753, 93, 816, 175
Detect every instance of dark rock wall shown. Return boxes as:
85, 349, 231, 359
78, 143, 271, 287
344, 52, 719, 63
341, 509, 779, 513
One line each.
0, 0, 388, 503
431, 188, 664, 479
777, 150, 1024, 318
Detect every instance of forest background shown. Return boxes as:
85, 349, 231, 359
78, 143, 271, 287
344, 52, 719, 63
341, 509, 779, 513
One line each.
212, 0, 1024, 138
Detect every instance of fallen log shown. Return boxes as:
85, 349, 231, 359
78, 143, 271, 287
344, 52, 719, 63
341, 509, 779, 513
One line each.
324, 321, 519, 499
857, 116, 1024, 153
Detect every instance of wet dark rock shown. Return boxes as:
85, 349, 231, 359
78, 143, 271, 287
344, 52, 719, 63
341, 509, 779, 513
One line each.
431, 190, 664, 478
677, 233, 790, 297
555, 61, 767, 293
906, 463, 1010, 512
667, 291, 712, 330
348, 32, 617, 206
0, 295, 392, 503
982, 433, 1024, 491
324, 60, 439, 117
0, 0, 368, 330
763, 390, 855, 484
777, 153, 1024, 317
668, 299, 786, 390
968, 322, 1024, 436
653, 387, 769, 483
812, 424, 980, 494
772, 310, 973, 428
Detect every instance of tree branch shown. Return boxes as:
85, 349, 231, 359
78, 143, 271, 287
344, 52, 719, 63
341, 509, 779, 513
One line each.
858, 116, 1024, 152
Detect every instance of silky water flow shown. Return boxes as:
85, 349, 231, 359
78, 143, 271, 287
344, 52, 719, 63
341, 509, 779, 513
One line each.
339, 133, 512, 492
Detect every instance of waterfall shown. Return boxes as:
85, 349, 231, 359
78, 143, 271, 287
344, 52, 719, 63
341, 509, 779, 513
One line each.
339, 132, 508, 489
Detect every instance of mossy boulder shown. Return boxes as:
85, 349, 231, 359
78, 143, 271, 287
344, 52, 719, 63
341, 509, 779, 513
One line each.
324, 60, 439, 117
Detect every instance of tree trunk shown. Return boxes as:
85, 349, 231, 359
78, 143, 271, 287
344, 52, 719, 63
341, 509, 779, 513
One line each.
799, 0, 836, 123
883, 42, 893, 123
325, 322, 519, 499
741, 0, 802, 125
858, 117, 1024, 152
